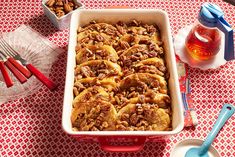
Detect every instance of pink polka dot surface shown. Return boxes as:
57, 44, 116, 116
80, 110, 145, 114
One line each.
0, 0, 235, 157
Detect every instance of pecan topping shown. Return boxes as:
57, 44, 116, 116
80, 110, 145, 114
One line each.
80, 66, 94, 78
73, 20, 172, 131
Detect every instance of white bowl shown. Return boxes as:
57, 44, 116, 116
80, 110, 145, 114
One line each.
42, 0, 84, 30
171, 139, 221, 157
62, 9, 184, 141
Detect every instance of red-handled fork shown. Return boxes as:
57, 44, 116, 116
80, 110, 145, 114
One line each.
0, 39, 58, 91
0, 51, 27, 84
0, 41, 32, 78
0, 55, 13, 88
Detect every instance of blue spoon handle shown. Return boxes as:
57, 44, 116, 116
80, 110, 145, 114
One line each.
199, 104, 235, 155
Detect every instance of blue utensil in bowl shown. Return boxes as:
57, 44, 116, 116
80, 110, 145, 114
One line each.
185, 104, 234, 157
171, 104, 234, 157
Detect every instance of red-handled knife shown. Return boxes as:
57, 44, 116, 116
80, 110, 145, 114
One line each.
0, 51, 27, 84
12, 53, 57, 91
0, 60, 13, 88
8, 57, 32, 78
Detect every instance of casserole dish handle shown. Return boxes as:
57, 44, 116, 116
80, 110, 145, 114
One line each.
98, 136, 146, 152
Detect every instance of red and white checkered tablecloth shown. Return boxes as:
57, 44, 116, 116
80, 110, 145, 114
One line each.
1, 0, 235, 157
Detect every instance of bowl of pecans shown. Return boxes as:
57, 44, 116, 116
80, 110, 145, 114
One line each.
42, 0, 84, 30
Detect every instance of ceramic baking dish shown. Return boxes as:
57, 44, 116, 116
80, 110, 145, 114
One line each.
62, 9, 184, 152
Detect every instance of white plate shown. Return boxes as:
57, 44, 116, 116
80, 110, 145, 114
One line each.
174, 25, 226, 70
0, 25, 62, 104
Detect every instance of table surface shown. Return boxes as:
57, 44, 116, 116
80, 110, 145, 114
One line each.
1, 0, 235, 157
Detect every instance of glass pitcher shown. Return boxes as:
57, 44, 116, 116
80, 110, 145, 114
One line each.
185, 3, 234, 61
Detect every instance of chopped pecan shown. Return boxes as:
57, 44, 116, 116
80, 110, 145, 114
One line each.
130, 55, 139, 61
46, 0, 55, 7
143, 31, 148, 35
139, 38, 150, 45
95, 49, 104, 56
75, 44, 82, 52
138, 95, 145, 103
55, 0, 63, 6
82, 92, 92, 102
146, 25, 157, 34
136, 120, 148, 127
116, 21, 125, 26
105, 27, 116, 35
75, 74, 82, 80
87, 108, 97, 118
114, 95, 121, 105
136, 105, 144, 115
95, 119, 101, 127
129, 20, 139, 26
95, 34, 104, 42
121, 114, 130, 122
150, 81, 159, 88
68, 2, 75, 8
80, 37, 90, 43
116, 124, 127, 130
127, 28, 133, 34
87, 121, 95, 129
122, 68, 134, 76
148, 51, 158, 58
138, 29, 144, 35
146, 125, 153, 131
97, 73, 106, 79
130, 113, 139, 125
158, 65, 166, 72
128, 91, 138, 98
91, 126, 99, 131
137, 126, 145, 131
123, 59, 132, 67
97, 69, 109, 74
149, 43, 156, 51
116, 25, 126, 35
119, 41, 130, 49
55, 9, 65, 17
119, 121, 129, 127
130, 87, 135, 92
145, 90, 156, 99
73, 87, 79, 96
80, 66, 94, 78
64, 3, 72, 13
90, 20, 97, 24
102, 105, 111, 112
101, 121, 109, 129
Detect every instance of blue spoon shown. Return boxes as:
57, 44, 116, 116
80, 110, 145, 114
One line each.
185, 104, 235, 157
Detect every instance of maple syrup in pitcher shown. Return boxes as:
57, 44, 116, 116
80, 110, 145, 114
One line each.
185, 23, 221, 60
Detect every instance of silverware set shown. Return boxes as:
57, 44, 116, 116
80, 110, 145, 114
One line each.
0, 38, 57, 91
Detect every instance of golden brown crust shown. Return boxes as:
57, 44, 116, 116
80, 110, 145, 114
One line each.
116, 103, 170, 131
72, 20, 171, 131
72, 100, 117, 131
